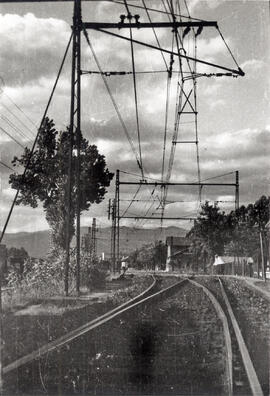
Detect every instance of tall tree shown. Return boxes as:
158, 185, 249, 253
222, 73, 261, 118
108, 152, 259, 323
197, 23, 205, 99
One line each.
187, 201, 234, 267
9, 117, 114, 251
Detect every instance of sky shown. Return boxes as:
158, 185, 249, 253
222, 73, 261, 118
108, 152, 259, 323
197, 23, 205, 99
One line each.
0, 0, 269, 234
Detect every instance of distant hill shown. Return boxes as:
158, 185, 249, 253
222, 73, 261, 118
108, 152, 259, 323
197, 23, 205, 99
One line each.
2, 226, 187, 258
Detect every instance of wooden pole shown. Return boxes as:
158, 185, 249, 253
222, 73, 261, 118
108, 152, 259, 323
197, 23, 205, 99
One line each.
259, 231, 265, 281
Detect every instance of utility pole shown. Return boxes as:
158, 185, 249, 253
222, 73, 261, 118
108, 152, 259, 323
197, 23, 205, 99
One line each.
91, 218, 97, 260
116, 169, 120, 268
259, 230, 265, 281
110, 199, 116, 273
110, 171, 120, 273
65, 0, 82, 296
235, 170, 239, 211
0, 244, 7, 395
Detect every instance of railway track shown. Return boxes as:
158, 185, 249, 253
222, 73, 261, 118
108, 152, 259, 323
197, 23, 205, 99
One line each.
4, 275, 266, 396
190, 277, 264, 396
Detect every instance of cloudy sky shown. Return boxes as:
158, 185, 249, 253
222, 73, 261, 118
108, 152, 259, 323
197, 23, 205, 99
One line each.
0, 0, 269, 234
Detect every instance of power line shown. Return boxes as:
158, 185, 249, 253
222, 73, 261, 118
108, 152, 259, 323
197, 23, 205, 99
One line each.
0, 101, 36, 139
119, 169, 163, 182
0, 32, 73, 244
124, 0, 144, 179
0, 88, 37, 129
82, 27, 143, 175
0, 115, 33, 142
0, 161, 13, 172
120, 184, 142, 218
0, 125, 25, 149
141, 0, 169, 71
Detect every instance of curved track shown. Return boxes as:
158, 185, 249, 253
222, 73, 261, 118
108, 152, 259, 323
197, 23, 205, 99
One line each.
4, 275, 159, 374
218, 277, 263, 396
4, 275, 265, 396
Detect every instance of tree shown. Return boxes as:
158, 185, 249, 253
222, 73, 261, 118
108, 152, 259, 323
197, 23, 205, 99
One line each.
225, 196, 269, 271
128, 241, 167, 270
188, 197, 269, 274
187, 201, 234, 270
9, 117, 114, 251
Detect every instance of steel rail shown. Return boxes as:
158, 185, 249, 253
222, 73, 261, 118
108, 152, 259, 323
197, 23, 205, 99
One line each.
3, 275, 161, 374
188, 279, 233, 396
218, 278, 264, 396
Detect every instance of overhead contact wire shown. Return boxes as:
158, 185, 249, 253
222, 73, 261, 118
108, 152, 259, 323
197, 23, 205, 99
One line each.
120, 184, 142, 218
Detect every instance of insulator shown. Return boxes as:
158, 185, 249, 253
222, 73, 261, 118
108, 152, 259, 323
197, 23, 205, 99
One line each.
182, 26, 191, 39
195, 25, 203, 37
119, 15, 126, 23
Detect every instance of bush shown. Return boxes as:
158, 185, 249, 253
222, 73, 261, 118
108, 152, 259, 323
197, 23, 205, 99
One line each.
84, 263, 107, 290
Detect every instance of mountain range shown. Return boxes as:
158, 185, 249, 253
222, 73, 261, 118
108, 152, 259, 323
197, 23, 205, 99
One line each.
2, 226, 187, 258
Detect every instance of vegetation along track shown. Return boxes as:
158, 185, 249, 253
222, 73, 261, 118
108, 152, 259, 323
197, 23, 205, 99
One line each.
4, 276, 264, 395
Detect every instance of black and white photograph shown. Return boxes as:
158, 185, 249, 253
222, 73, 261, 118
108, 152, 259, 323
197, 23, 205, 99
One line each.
0, 0, 269, 395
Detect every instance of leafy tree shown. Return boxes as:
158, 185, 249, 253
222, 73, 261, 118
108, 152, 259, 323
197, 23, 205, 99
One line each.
9, 118, 114, 250
188, 196, 269, 273
225, 196, 269, 263
129, 241, 166, 270
7, 247, 28, 260
188, 201, 233, 266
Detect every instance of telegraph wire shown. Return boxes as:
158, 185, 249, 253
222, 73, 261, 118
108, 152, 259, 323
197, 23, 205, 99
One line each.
1, 114, 33, 142
1, 101, 36, 139
0, 161, 13, 172
0, 88, 38, 131
0, 125, 25, 149
0, 32, 73, 243
1, 90, 37, 136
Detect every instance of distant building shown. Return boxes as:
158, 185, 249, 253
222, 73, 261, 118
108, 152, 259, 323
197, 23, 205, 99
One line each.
213, 255, 254, 276
166, 236, 191, 272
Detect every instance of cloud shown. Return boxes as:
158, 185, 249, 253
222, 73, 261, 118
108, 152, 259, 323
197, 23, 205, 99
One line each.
189, 0, 225, 12
240, 59, 266, 73
0, 13, 71, 85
